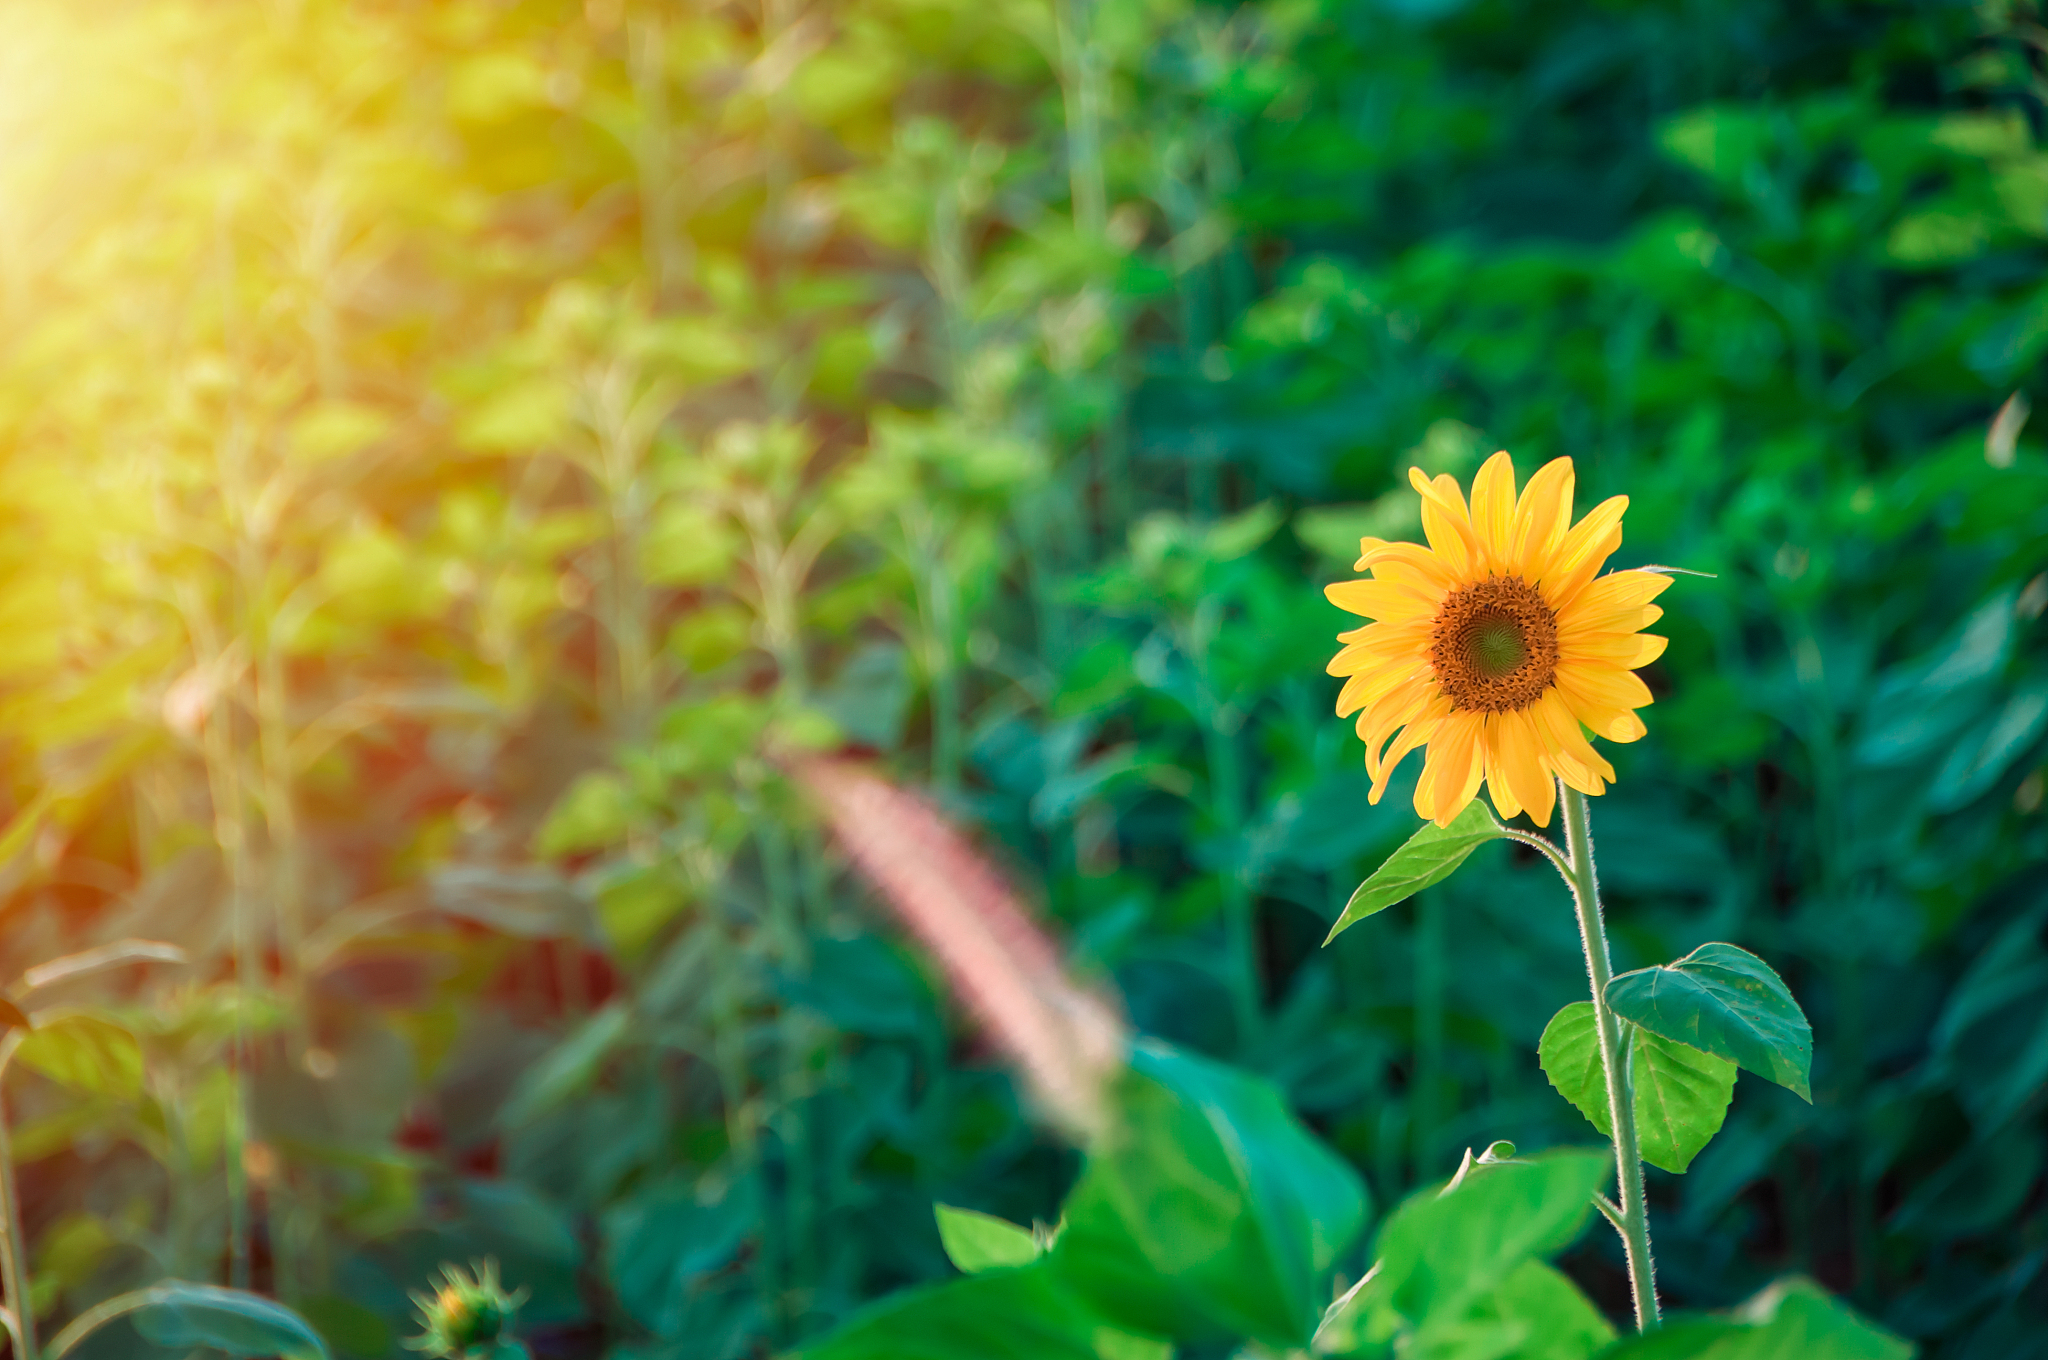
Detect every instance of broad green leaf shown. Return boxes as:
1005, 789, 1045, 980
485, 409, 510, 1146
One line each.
1319, 1257, 1612, 1360
499, 1003, 630, 1126
1597, 1277, 1911, 1359
1538, 1003, 1736, 1173
800, 1262, 1103, 1360
49, 1281, 331, 1359
1538, 1003, 1611, 1138
935, 1204, 1041, 1274
1323, 801, 1504, 944
293, 1294, 394, 1359
1422, 1259, 1615, 1360
1370, 1149, 1611, 1330
1632, 1030, 1738, 1175
1095, 1331, 1172, 1360
15, 1014, 143, 1099
1605, 943, 1813, 1101
603, 1173, 759, 1335
1049, 1042, 1368, 1349
1929, 677, 2048, 811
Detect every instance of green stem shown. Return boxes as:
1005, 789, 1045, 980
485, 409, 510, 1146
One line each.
0, 1037, 38, 1360
1558, 782, 1659, 1330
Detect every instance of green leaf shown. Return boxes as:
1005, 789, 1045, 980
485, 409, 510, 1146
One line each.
49, 1282, 331, 1359
1435, 1259, 1616, 1360
800, 1262, 1104, 1360
935, 1204, 1041, 1274
602, 1173, 759, 1335
1597, 1277, 1911, 1359
1323, 801, 1504, 945
500, 1003, 631, 1126
15, 1014, 143, 1099
1604, 943, 1813, 1101
1371, 1149, 1611, 1330
1048, 1042, 1369, 1349
1538, 1003, 1736, 1173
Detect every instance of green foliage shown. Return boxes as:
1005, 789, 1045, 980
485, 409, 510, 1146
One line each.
1324, 801, 1506, 943
0, 0, 2036, 1354
1540, 1003, 1737, 1175
1049, 1043, 1367, 1347
15, 1016, 144, 1101
799, 1265, 1104, 1360
1356, 1150, 1613, 1343
49, 1281, 330, 1360
1602, 1279, 1914, 1360
1605, 945, 1813, 1101
933, 1206, 1041, 1275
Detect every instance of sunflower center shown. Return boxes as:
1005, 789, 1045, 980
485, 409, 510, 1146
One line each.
1430, 575, 1559, 713
1468, 615, 1527, 678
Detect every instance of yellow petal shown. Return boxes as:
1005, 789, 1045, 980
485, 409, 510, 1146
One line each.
1469, 451, 1518, 570
1409, 468, 1482, 576
1484, 741, 1523, 820
1447, 738, 1488, 824
1325, 578, 1436, 621
1556, 660, 1654, 713
1532, 691, 1615, 792
1538, 496, 1628, 608
1606, 710, 1648, 742
1361, 679, 1441, 773
1560, 633, 1663, 666
1498, 708, 1557, 827
1370, 706, 1444, 803
1565, 568, 1672, 617
1630, 634, 1668, 667
1344, 664, 1428, 725
1372, 559, 1449, 596
1355, 538, 1456, 588
1327, 619, 1433, 672
1558, 606, 1660, 641
1415, 712, 1483, 826
1509, 457, 1575, 581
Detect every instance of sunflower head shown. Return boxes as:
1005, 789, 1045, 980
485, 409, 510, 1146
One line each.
1324, 452, 1670, 828
405, 1259, 528, 1360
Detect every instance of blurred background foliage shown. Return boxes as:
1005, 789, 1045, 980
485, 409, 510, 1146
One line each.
0, 0, 2042, 1355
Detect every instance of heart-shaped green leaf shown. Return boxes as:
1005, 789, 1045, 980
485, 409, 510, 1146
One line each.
1538, 1002, 1736, 1174
1322, 801, 1503, 944
1604, 943, 1812, 1101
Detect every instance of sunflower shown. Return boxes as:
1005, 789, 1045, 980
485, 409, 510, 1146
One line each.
1324, 452, 1669, 828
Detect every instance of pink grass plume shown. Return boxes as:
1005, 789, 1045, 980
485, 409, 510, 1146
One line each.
796, 759, 1125, 1138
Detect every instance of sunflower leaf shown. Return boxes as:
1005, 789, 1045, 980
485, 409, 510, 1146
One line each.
1539, 1002, 1737, 1173
1604, 943, 1812, 1101
1322, 801, 1503, 945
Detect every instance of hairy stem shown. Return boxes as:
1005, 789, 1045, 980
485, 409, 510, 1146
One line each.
1558, 782, 1659, 1330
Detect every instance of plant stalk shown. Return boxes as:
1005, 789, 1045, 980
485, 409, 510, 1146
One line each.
1558, 782, 1659, 1330
0, 1032, 39, 1360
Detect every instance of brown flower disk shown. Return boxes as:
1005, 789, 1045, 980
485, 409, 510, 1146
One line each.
1429, 575, 1560, 714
